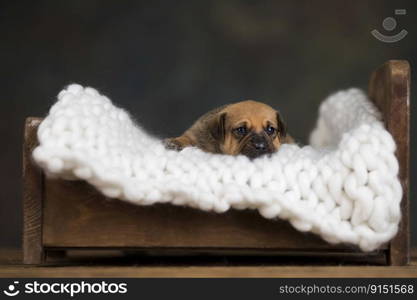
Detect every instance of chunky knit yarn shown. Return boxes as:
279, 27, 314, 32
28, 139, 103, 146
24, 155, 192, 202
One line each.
33, 84, 402, 251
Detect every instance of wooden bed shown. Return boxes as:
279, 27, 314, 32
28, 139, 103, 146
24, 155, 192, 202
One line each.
22, 60, 410, 265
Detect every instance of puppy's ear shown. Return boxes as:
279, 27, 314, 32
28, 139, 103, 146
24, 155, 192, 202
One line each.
276, 111, 287, 138
209, 112, 227, 142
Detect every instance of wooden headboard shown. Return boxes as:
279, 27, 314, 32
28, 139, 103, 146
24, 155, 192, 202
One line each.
368, 60, 410, 265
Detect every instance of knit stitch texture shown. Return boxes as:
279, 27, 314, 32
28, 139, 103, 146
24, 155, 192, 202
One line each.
33, 84, 402, 251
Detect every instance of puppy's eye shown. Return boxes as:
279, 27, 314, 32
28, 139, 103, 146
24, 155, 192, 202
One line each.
234, 126, 248, 136
265, 125, 276, 135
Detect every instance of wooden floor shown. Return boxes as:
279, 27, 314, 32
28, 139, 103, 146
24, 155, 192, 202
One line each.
0, 249, 416, 278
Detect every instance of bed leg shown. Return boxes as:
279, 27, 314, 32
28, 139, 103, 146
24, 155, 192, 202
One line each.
387, 218, 409, 266
23, 118, 45, 264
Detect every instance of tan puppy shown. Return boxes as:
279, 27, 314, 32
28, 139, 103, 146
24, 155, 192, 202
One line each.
165, 100, 293, 159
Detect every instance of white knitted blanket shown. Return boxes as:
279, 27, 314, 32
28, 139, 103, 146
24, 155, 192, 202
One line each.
33, 84, 402, 251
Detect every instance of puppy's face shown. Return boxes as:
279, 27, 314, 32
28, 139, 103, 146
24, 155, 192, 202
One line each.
210, 100, 287, 159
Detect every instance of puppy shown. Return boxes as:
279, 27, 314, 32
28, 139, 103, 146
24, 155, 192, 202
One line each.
165, 100, 293, 159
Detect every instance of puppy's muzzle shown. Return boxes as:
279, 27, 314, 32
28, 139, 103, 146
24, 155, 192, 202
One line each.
241, 134, 274, 159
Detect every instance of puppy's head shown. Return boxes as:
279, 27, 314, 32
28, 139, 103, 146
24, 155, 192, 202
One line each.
209, 100, 287, 159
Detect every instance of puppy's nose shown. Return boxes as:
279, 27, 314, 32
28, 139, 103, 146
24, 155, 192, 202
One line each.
253, 141, 266, 150
251, 135, 267, 151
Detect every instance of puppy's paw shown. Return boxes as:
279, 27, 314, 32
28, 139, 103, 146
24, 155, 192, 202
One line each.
164, 138, 185, 151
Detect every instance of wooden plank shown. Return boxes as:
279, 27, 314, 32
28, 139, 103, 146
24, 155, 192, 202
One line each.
368, 60, 410, 265
42, 178, 373, 251
22, 118, 45, 264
